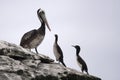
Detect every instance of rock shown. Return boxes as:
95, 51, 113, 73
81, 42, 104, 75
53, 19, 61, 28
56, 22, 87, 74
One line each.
0, 40, 101, 80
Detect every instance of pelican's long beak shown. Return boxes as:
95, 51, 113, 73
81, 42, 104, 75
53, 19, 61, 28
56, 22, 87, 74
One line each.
40, 11, 51, 31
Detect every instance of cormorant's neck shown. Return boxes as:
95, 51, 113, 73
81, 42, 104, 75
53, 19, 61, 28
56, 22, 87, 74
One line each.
55, 36, 58, 43
76, 48, 80, 56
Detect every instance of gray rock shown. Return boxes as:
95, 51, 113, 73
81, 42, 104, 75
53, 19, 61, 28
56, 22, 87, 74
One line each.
0, 40, 101, 80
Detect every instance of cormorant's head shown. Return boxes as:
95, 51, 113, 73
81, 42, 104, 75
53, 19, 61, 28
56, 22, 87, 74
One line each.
54, 34, 58, 42
72, 45, 81, 54
55, 34, 58, 38
37, 8, 51, 31
72, 45, 80, 48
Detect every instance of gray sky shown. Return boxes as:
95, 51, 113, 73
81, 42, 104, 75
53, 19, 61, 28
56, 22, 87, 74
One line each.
0, 0, 120, 80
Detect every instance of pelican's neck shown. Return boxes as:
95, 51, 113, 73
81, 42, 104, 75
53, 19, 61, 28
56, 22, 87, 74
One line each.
38, 21, 45, 34
37, 12, 46, 34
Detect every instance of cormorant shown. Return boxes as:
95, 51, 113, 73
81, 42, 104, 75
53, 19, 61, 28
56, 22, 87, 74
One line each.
53, 34, 66, 67
72, 45, 89, 74
20, 8, 51, 54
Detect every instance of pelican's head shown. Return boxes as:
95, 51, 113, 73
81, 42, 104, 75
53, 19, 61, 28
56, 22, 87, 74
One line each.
37, 8, 51, 31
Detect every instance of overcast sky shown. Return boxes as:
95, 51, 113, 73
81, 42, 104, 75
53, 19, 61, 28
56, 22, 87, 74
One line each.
0, 0, 120, 80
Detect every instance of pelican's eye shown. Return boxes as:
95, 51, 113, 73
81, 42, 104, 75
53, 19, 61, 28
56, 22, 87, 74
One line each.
41, 11, 45, 14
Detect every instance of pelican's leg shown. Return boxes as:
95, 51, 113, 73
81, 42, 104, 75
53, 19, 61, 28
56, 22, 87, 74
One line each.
58, 61, 60, 64
35, 47, 39, 54
81, 69, 84, 73
29, 49, 31, 51
27, 49, 31, 52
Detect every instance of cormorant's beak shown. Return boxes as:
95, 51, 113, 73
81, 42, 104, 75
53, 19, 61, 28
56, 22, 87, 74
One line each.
72, 45, 75, 47
40, 11, 51, 31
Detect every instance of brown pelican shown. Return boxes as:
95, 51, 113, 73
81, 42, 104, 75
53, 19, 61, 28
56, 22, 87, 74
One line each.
72, 45, 89, 74
53, 34, 66, 67
20, 8, 51, 54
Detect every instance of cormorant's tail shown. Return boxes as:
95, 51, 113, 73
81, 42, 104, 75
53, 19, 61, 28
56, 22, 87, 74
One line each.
60, 59, 66, 67
85, 69, 89, 75
86, 70, 89, 75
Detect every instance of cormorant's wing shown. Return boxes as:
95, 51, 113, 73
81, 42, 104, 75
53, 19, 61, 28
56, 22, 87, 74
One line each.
56, 44, 63, 58
77, 55, 88, 70
56, 44, 66, 67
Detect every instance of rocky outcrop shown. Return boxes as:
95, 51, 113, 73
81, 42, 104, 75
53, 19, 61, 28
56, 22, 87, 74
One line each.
0, 40, 101, 80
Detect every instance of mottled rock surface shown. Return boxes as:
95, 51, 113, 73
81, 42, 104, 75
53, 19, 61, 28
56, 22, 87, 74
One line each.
0, 40, 101, 80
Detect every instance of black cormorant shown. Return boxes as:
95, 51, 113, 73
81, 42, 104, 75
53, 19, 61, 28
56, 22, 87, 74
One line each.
53, 34, 66, 67
72, 45, 89, 74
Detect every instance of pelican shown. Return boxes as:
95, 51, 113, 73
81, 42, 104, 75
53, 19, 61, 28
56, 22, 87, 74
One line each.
20, 8, 51, 54
72, 45, 89, 74
53, 34, 66, 67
